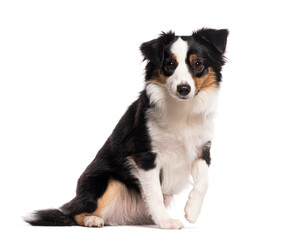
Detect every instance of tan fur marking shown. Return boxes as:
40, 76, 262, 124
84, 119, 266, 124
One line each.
151, 55, 177, 85
193, 67, 218, 93
93, 180, 121, 216
75, 213, 88, 226
74, 180, 121, 226
151, 69, 168, 85
189, 54, 197, 64
172, 54, 177, 61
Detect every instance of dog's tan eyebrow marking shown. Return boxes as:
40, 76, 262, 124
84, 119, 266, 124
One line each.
189, 54, 197, 64
172, 54, 177, 62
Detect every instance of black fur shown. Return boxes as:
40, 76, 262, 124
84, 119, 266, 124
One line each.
141, 32, 177, 81
26, 29, 228, 226
195, 28, 228, 54
140, 31, 176, 68
201, 141, 212, 166
189, 29, 228, 84
142, 29, 228, 84
25, 209, 77, 226
61, 90, 155, 216
26, 90, 156, 226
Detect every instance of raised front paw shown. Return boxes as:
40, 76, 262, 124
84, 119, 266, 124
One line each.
184, 201, 200, 224
158, 218, 184, 229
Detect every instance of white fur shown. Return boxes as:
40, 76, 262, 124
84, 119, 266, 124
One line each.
84, 216, 104, 227
137, 168, 184, 229
185, 159, 209, 223
23, 213, 39, 224
100, 82, 217, 228
100, 158, 175, 227
101, 180, 153, 226
166, 37, 196, 99
99, 42, 219, 227
145, 81, 218, 225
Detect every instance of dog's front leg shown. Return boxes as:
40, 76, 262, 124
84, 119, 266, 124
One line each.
139, 168, 184, 229
184, 158, 209, 224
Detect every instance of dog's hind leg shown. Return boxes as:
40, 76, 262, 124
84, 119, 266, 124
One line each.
72, 179, 117, 227
75, 214, 104, 227
74, 180, 152, 227
60, 171, 111, 227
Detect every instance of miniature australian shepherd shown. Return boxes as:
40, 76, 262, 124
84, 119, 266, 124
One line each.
25, 28, 228, 229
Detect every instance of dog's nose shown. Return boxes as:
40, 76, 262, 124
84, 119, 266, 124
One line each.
177, 84, 191, 97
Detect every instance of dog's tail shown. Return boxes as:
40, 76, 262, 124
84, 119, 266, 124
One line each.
24, 209, 77, 226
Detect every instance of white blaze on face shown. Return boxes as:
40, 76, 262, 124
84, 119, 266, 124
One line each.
166, 37, 196, 99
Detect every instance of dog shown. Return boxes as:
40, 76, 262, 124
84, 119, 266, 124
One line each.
25, 28, 228, 229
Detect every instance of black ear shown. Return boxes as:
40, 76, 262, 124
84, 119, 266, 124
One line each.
140, 31, 175, 67
196, 28, 229, 54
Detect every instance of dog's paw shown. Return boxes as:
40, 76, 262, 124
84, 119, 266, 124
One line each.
184, 202, 200, 224
158, 218, 184, 229
83, 216, 104, 227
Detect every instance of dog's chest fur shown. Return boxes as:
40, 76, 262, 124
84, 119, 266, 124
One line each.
146, 90, 215, 195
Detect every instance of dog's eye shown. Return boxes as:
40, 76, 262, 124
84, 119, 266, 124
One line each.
195, 61, 202, 67
166, 59, 176, 68
193, 61, 204, 72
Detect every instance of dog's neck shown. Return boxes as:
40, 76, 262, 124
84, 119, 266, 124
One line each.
145, 83, 219, 128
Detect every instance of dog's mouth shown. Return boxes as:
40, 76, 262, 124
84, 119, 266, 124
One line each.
177, 95, 190, 100
173, 93, 194, 101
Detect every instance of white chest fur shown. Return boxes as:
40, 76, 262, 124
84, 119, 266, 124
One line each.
146, 84, 218, 195
147, 113, 213, 194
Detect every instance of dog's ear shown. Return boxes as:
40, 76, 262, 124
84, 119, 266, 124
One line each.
196, 28, 229, 54
140, 31, 175, 67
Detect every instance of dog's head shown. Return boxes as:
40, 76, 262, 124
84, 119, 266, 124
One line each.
140, 28, 228, 100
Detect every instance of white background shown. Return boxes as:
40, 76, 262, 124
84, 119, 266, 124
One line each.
1, 0, 290, 239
